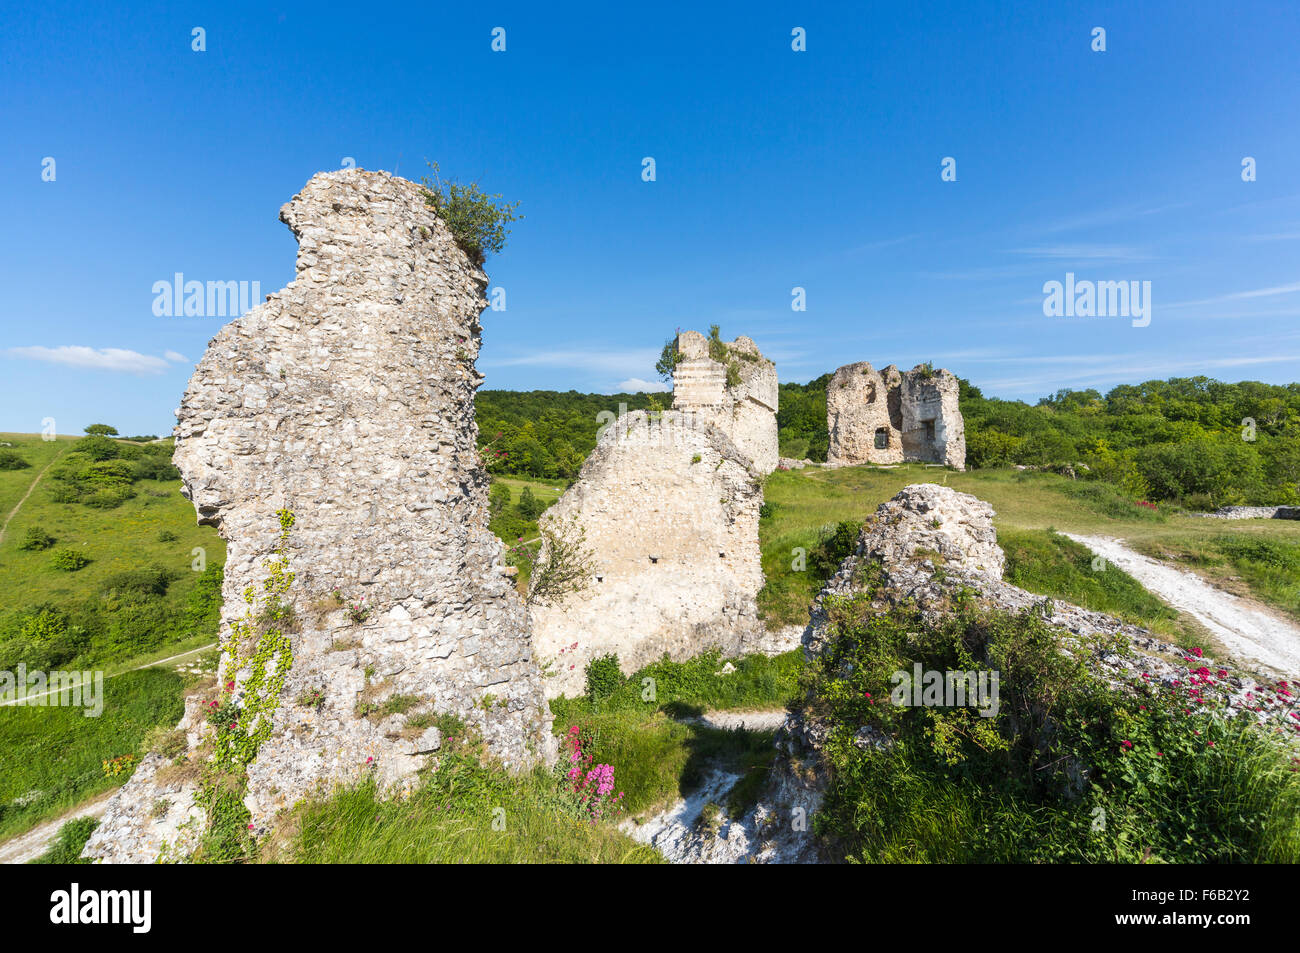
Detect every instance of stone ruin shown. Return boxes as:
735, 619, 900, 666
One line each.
825, 362, 965, 470
84, 169, 553, 861
530, 410, 766, 698
670, 330, 779, 475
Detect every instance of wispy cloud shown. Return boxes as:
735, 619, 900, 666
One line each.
1009, 244, 1156, 262
482, 347, 661, 377
616, 377, 669, 393
4, 345, 189, 375
979, 353, 1300, 395
1166, 281, 1300, 310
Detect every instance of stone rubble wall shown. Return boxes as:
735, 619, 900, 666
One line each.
1199, 505, 1300, 520
85, 169, 554, 860
826, 363, 965, 470
671, 331, 779, 475
530, 410, 766, 698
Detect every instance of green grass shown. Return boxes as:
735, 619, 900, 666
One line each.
758, 463, 1300, 628
998, 528, 1198, 647
281, 754, 661, 864
0, 669, 186, 839
1133, 534, 1300, 623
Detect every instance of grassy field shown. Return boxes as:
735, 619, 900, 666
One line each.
759, 464, 1300, 636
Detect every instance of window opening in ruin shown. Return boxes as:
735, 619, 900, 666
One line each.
874, 427, 889, 449
923, 419, 936, 441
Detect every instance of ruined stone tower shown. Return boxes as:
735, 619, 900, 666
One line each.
670, 330, 779, 474
84, 170, 553, 860
826, 362, 965, 469
530, 410, 765, 698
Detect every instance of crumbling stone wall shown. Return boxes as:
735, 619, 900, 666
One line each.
826, 362, 965, 469
85, 169, 553, 860
530, 410, 765, 698
671, 330, 779, 474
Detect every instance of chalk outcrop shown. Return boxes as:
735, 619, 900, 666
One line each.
85, 169, 553, 861
826, 363, 965, 469
671, 331, 779, 474
530, 410, 765, 698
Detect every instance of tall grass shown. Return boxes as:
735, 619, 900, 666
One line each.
282, 755, 660, 864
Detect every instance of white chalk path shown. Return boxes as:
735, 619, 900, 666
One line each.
1064, 534, 1300, 677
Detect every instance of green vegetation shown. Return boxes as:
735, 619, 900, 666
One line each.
419, 161, 521, 265
804, 589, 1300, 862
961, 377, 1300, 507
777, 374, 831, 461
0, 669, 185, 839
282, 756, 659, 864
477, 390, 660, 479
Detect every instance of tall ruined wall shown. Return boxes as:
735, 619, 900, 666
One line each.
85, 170, 553, 860
899, 367, 965, 469
826, 362, 965, 470
671, 331, 779, 474
530, 410, 764, 698
826, 361, 903, 465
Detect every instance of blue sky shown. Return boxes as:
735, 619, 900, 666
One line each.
3, 0, 1299, 436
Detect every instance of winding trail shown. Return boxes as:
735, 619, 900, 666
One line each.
0, 642, 216, 706
0, 446, 67, 548
1064, 533, 1300, 677
0, 794, 113, 865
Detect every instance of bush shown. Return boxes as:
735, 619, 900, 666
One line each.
809, 520, 859, 578
517, 486, 545, 520
83, 424, 118, 437
420, 161, 521, 265
18, 527, 55, 551
31, 817, 99, 864
49, 548, 90, 572
0, 604, 89, 670
806, 591, 1300, 862
0, 450, 30, 470
584, 653, 625, 703
102, 566, 175, 599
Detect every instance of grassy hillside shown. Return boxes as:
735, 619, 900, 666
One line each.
0, 668, 187, 839
0, 433, 226, 676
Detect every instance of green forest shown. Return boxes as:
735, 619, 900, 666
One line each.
478, 375, 1300, 508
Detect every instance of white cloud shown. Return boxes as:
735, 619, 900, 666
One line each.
163, 350, 190, 363
1166, 281, 1300, 310
616, 377, 670, 393
483, 347, 661, 376
4, 345, 174, 375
